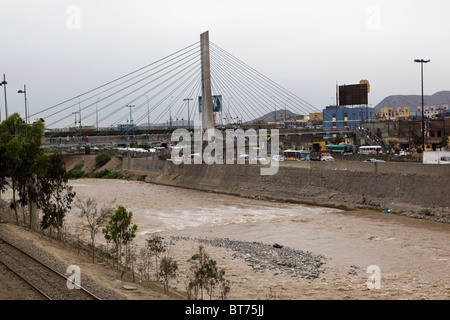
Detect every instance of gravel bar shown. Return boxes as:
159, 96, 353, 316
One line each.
171, 236, 327, 280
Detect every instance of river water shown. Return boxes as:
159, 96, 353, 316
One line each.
4, 178, 450, 299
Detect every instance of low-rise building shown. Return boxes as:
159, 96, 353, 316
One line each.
376, 106, 412, 121
417, 104, 449, 118
323, 105, 375, 129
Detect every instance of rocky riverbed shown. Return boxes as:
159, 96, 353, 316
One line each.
171, 236, 327, 280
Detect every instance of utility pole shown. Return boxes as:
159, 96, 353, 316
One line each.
1, 74, 8, 120
414, 59, 430, 152
96, 98, 100, 131
18, 85, 28, 124
184, 98, 193, 130
126, 104, 135, 125
146, 95, 150, 130
78, 97, 82, 130
72, 111, 80, 130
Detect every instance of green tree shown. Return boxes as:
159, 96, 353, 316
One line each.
146, 235, 166, 281
15, 117, 45, 229
331, 135, 344, 145
38, 153, 76, 238
0, 114, 25, 224
159, 256, 178, 295
412, 134, 424, 147
76, 197, 114, 262
0, 114, 44, 228
441, 136, 449, 148
102, 205, 138, 265
95, 152, 111, 168
186, 245, 229, 300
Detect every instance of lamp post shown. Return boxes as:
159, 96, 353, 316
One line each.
72, 111, 80, 130
146, 95, 150, 130
0, 74, 7, 120
126, 104, 135, 125
414, 59, 430, 152
169, 96, 173, 128
96, 98, 100, 131
183, 98, 193, 130
18, 85, 28, 124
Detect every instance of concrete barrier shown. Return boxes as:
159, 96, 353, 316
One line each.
123, 158, 450, 208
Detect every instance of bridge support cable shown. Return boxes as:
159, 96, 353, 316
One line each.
210, 50, 281, 122
47, 52, 201, 129
40, 42, 200, 129
32, 42, 199, 119
131, 69, 201, 129
210, 64, 257, 124
211, 41, 317, 113
210, 42, 318, 117
39, 45, 202, 125
96, 56, 201, 129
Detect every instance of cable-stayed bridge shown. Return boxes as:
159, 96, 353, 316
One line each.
33, 31, 319, 133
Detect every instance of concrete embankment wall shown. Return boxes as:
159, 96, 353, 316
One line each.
123, 158, 450, 208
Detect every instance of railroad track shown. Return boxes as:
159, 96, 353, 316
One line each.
0, 237, 101, 300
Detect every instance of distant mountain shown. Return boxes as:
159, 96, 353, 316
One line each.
374, 91, 450, 112
249, 109, 300, 123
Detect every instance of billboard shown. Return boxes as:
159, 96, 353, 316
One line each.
199, 95, 223, 112
339, 84, 368, 106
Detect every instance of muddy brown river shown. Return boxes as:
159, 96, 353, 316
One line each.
4, 178, 450, 299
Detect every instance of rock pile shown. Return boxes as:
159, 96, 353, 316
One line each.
171, 236, 326, 280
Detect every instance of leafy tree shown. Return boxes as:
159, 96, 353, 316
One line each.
76, 197, 114, 262
146, 235, 166, 281
330, 135, 344, 145
441, 136, 449, 148
159, 256, 178, 295
39, 153, 76, 238
15, 117, 45, 229
0, 114, 26, 224
0, 114, 44, 228
217, 270, 231, 300
102, 205, 138, 265
186, 245, 209, 300
186, 245, 229, 300
95, 152, 111, 168
412, 134, 424, 147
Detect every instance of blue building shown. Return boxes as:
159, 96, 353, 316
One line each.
323, 106, 376, 130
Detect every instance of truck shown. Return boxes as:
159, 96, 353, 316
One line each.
423, 151, 450, 164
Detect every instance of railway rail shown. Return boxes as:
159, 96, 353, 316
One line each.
0, 236, 101, 300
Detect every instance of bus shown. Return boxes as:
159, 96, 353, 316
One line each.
117, 123, 137, 131
358, 146, 382, 155
283, 150, 311, 161
325, 144, 353, 154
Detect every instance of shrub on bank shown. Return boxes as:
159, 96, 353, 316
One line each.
95, 152, 111, 168
68, 163, 86, 179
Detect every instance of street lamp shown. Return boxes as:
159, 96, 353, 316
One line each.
183, 98, 193, 130
126, 104, 135, 125
18, 85, 28, 124
96, 97, 100, 131
414, 59, 430, 152
145, 95, 150, 130
0, 74, 7, 120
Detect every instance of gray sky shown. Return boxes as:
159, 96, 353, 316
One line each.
1, 0, 449, 126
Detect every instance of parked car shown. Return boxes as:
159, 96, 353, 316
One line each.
321, 154, 335, 161
364, 158, 385, 163
272, 155, 284, 162
398, 151, 410, 156
319, 152, 335, 161
252, 156, 266, 162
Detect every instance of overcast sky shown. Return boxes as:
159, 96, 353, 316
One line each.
1, 0, 449, 125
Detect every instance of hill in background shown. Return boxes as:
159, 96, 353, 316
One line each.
374, 90, 450, 112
